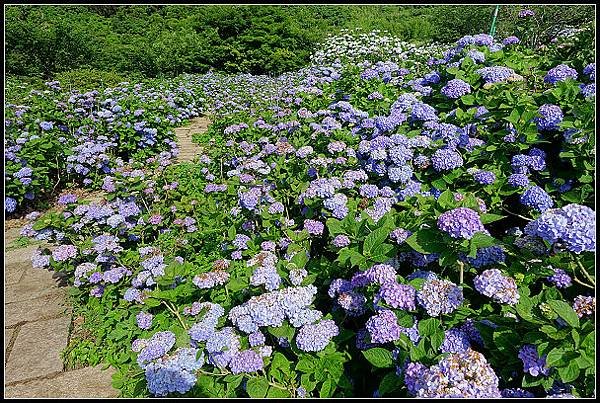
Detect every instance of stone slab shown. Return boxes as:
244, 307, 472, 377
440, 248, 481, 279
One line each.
5, 262, 26, 286
4, 266, 67, 304
5, 316, 70, 384
5, 327, 16, 358
5, 365, 118, 398
5, 290, 68, 327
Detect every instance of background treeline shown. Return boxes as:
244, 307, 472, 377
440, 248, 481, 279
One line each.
5, 4, 595, 78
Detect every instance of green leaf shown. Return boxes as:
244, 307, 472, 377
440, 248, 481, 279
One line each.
546, 347, 566, 367
267, 387, 291, 398
245, 377, 269, 398
362, 347, 394, 368
437, 190, 456, 209
430, 330, 445, 351
370, 243, 395, 263
469, 232, 497, 249
326, 218, 344, 236
378, 371, 401, 395
480, 213, 506, 224
319, 378, 335, 397
363, 227, 391, 257
557, 360, 580, 383
418, 318, 441, 337
405, 229, 446, 254
548, 300, 580, 328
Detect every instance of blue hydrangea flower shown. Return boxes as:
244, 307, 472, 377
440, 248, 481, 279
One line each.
441, 79, 471, 99
520, 185, 554, 212
544, 64, 578, 84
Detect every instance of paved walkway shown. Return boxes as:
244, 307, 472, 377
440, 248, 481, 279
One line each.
3, 229, 117, 397
174, 116, 211, 162
4, 116, 211, 397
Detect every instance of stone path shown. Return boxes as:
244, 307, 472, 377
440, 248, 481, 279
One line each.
174, 116, 211, 162
4, 229, 117, 398
3, 116, 211, 397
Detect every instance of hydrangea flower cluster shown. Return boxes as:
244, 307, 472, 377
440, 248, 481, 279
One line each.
437, 207, 485, 239
474, 269, 520, 305
416, 278, 464, 317
404, 349, 501, 397
544, 64, 578, 84
518, 344, 550, 377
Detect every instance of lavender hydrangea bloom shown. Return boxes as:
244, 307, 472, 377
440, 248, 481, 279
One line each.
580, 83, 595, 98
502, 36, 521, 45
473, 170, 496, 185
6, 197, 17, 213
518, 344, 550, 376
544, 64, 578, 84
51, 244, 78, 262
229, 350, 264, 374
376, 283, 416, 310
389, 228, 411, 245
304, 219, 324, 236
474, 269, 520, 305
144, 348, 203, 397
535, 104, 563, 131
135, 331, 177, 368
583, 62, 595, 80
437, 207, 485, 239
508, 173, 530, 188
332, 234, 351, 248
524, 204, 595, 253
248, 331, 265, 347
58, 193, 78, 205
406, 349, 501, 397
547, 268, 572, 288
417, 279, 463, 317
520, 186, 554, 212
441, 79, 471, 99
440, 328, 471, 353
137, 312, 153, 330
431, 148, 463, 172
296, 319, 339, 351
365, 309, 402, 343
477, 66, 515, 83
462, 245, 505, 268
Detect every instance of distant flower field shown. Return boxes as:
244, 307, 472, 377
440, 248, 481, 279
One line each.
5, 23, 595, 398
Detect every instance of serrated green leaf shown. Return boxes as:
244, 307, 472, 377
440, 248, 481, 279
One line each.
362, 347, 393, 368
548, 300, 580, 328
245, 377, 269, 398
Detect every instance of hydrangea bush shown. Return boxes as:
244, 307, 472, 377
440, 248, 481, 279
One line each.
11, 26, 595, 398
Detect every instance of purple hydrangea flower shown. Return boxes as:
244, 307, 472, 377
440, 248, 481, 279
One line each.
520, 186, 554, 212
304, 219, 324, 236
229, 350, 264, 374
544, 64, 578, 84
431, 148, 463, 172
332, 234, 351, 248
518, 344, 550, 377
474, 269, 520, 305
535, 104, 563, 131
365, 309, 402, 343
437, 207, 485, 239
440, 328, 471, 353
417, 279, 463, 317
137, 311, 153, 330
375, 283, 416, 310
547, 268, 572, 288
296, 319, 339, 352
441, 79, 471, 99
473, 170, 496, 185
